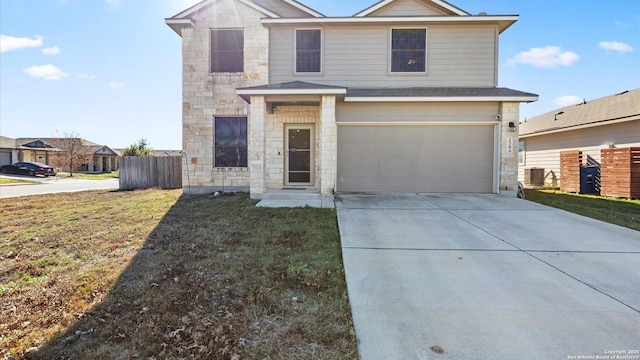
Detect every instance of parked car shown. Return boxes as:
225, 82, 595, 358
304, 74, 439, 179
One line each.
0, 161, 57, 177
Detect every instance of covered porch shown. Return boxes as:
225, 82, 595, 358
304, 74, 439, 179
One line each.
237, 81, 345, 199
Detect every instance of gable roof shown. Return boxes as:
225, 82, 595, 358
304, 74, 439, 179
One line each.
355, 0, 469, 17
166, 0, 324, 35
519, 88, 640, 138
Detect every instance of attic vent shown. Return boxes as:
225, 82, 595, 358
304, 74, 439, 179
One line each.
478, 12, 487, 15
615, 90, 629, 96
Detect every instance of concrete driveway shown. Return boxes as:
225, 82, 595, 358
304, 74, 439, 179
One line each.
336, 193, 640, 360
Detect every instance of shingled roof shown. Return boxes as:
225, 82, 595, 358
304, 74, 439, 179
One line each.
519, 88, 640, 137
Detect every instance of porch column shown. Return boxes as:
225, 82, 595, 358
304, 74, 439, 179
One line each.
499, 102, 520, 193
319, 95, 337, 195
249, 96, 266, 198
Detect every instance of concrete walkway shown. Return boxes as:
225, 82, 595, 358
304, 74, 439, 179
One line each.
256, 190, 335, 208
336, 193, 640, 360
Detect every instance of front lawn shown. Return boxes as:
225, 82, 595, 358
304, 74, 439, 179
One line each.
0, 189, 357, 359
524, 189, 640, 231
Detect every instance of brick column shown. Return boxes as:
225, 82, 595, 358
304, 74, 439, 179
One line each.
499, 102, 520, 192
249, 96, 266, 198
319, 95, 337, 195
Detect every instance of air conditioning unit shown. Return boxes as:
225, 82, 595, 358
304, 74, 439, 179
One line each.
524, 168, 544, 187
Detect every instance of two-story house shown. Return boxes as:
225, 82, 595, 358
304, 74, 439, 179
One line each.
166, 0, 538, 198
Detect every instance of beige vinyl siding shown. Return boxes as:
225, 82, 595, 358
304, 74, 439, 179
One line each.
251, 0, 314, 17
518, 120, 640, 186
270, 25, 497, 87
368, 0, 447, 16
336, 102, 500, 123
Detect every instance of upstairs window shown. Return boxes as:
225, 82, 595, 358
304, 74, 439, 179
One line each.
391, 28, 426, 73
296, 29, 322, 73
214, 117, 247, 168
210, 29, 244, 73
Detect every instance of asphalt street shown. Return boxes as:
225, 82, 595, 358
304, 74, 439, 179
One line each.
0, 175, 119, 198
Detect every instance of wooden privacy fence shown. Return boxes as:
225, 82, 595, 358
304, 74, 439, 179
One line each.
119, 156, 182, 190
600, 147, 640, 199
560, 150, 582, 193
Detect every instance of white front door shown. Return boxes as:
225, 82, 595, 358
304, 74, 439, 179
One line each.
285, 124, 314, 186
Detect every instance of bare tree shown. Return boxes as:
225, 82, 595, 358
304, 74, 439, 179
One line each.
50, 132, 93, 176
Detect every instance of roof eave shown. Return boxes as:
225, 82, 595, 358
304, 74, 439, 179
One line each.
345, 95, 539, 103
520, 115, 640, 138
236, 88, 348, 103
262, 15, 519, 31
165, 18, 195, 36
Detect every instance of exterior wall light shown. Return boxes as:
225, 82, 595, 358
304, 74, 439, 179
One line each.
508, 121, 517, 132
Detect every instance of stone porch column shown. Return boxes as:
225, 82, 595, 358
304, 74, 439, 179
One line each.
499, 102, 520, 192
249, 96, 266, 198
319, 95, 337, 195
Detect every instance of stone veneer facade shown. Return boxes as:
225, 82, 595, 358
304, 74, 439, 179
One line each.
499, 102, 520, 192
180, 0, 267, 193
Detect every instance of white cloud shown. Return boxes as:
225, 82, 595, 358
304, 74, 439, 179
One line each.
76, 73, 96, 79
553, 95, 583, 108
614, 20, 632, 28
0, 34, 43, 53
24, 64, 69, 81
42, 46, 61, 55
508, 46, 580, 69
599, 41, 635, 53
108, 81, 124, 89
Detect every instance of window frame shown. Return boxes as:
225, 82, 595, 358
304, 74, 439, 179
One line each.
389, 27, 428, 74
214, 116, 248, 168
294, 28, 323, 75
518, 140, 525, 165
210, 28, 244, 73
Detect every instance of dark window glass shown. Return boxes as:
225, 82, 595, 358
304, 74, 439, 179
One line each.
214, 117, 247, 168
296, 29, 321, 73
391, 29, 426, 73
211, 29, 243, 73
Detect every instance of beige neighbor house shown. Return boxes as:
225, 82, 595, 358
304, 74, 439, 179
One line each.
0, 137, 119, 172
166, 0, 538, 198
518, 88, 640, 188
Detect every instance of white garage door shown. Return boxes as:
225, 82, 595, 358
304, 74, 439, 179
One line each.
337, 125, 495, 193
0, 151, 11, 166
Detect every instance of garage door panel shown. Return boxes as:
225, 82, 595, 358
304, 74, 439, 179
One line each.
337, 125, 495, 193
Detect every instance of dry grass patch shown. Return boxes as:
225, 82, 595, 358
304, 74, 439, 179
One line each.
0, 190, 357, 359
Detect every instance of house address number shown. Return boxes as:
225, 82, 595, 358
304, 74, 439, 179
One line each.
507, 137, 514, 156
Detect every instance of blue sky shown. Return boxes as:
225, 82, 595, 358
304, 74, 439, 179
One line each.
1, 0, 638, 150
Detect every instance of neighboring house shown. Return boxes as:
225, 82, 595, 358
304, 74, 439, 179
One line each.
166, 0, 538, 197
518, 89, 640, 187
0, 137, 58, 166
0, 137, 120, 172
